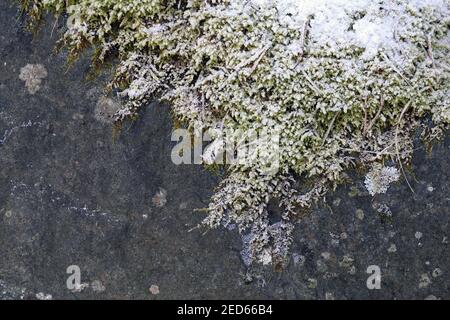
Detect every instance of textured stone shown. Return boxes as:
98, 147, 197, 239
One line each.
0, 0, 449, 299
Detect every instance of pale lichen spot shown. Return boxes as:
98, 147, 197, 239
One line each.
35, 292, 52, 300
19, 63, 47, 94
355, 209, 364, 220
179, 202, 188, 210
307, 278, 318, 289
91, 280, 106, 293
348, 265, 357, 275
321, 252, 331, 260
94, 96, 121, 124
292, 253, 306, 266
325, 292, 335, 300
332, 198, 341, 207
387, 244, 397, 253
339, 255, 354, 269
432, 268, 443, 278
419, 273, 432, 288
149, 284, 160, 295
4, 209, 12, 218
72, 113, 84, 121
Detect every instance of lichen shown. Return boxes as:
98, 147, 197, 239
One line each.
20, 0, 450, 267
149, 284, 160, 295
19, 63, 47, 94
94, 96, 121, 124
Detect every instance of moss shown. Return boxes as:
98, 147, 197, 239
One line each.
20, 0, 449, 266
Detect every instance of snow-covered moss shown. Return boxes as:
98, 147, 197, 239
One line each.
21, 0, 450, 267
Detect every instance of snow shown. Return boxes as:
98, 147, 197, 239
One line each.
244, 0, 449, 59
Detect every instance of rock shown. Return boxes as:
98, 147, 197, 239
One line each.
0, 0, 449, 300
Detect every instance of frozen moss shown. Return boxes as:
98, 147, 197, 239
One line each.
20, 0, 450, 266
364, 164, 400, 196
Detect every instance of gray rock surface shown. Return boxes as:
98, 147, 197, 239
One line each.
0, 0, 448, 299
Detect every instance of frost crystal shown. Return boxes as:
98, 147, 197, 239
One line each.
365, 165, 400, 196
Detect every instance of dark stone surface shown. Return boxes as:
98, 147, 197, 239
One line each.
0, 0, 448, 299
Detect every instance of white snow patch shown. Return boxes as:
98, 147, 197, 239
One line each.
245, 0, 449, 59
